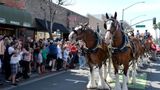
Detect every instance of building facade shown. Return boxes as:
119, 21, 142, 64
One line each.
25, 0, 88, 40
0, 0, 33, 39
0, 0, 89, 40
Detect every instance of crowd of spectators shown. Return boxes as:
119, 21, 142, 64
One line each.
0, 36, 87, 86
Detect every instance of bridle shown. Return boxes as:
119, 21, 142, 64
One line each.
105, 18, 120, 35
105, 18, 129, 53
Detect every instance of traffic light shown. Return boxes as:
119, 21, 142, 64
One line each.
153, 17, 156, 24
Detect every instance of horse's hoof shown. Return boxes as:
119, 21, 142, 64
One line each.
87, 83, 97, 89
97, 82, 110, 90
106, 77, 113, 83
97, 85, 110, 90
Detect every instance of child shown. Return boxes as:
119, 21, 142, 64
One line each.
63, 46, 70, 70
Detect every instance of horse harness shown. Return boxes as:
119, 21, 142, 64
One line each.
106, 18, 137, 58
83, 32, 102, 54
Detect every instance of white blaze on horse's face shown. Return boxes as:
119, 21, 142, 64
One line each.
105, 20, 113, 44
68, 31, 75, 41
106, 21, 113, 31
105, 31, 112, 44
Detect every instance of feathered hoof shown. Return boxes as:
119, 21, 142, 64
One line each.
87, 83, 97, 89
97, 85, 110, 90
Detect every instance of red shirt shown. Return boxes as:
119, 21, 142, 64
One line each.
70, 44, 77, 54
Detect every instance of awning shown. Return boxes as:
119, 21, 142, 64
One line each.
35, 18, 69, 33
0, 5, 32, 28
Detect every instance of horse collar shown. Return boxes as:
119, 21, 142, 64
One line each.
85, 32, 102, 53
111, 32, 130, 53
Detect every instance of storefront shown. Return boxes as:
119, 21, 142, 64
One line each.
35, 18, 69, 40
0, 4, 33, 38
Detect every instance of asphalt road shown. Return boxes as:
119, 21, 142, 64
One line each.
4, 70, 89, 90
145, 58, 160, 90
2, 58, 160, 90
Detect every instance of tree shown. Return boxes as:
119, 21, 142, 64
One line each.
40, 0, 72, 39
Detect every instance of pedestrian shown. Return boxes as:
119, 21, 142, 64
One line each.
48, 40, 58, 71
0, 35, 5, 85
0, 35, 5, 74
4, 41, 15, 82
63, 45, 70, 70
9, 49, 21, 86
136, 30, 140, 38
41, 45, 48, 73
144, 30, 149, 39
70, 43, 78, 68
21, 47, 31, 79
56, 42, 63, 71
78, 46, 86, 69
37, 49, 43, 74
0, 58, 3, 85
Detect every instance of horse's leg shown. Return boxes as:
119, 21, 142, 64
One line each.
138, 56, 144, 68
113, 63, 121, 90
127, 66, 130, 84
103, 61, 107, 80
122, 64, 129, 90
87, 63, 96, 89
97, 63, 110, 89
107, 59, 112, 82
131, 60, 137, 84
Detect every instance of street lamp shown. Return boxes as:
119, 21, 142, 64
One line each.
122, 1, 145, 22
130, 14, 146, 25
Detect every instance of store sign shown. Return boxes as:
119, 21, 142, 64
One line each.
0, 17, 6, 23
135, 25, 145, 28
23, 22, 31, 27
10, 21, 20, 25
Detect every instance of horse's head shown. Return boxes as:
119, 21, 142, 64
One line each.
68, 22, 89, 43
104, 12, 119, 44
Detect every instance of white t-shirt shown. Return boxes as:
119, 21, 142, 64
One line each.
63, 49, 69, 62
10, 54, 21, 64
57, 45, 62, 59
8, 46, 15, 55
38, 52, 43, 63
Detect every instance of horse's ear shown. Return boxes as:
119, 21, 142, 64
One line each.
114, 12, 117, 19
104, 21, 107, 29
84, 22, 89, 27
106, 13, 109, 19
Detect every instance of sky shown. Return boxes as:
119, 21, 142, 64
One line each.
64, 0, 160, 39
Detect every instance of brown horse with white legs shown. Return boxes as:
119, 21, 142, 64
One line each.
68, 23, 111, 90
104, 12, 143, 90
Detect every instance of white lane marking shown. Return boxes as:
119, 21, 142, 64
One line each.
65, 79, 87, 83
